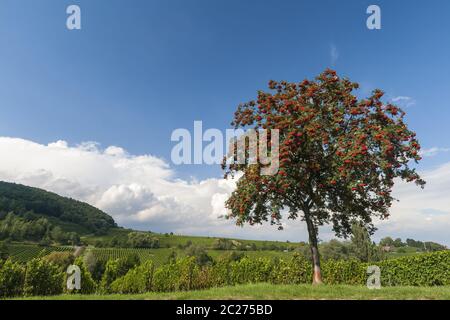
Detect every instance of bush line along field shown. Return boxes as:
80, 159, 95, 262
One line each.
1, 250, 449, 299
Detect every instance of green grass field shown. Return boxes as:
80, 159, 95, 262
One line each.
15, 283, 450, 300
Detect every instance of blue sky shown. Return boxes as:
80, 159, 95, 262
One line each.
1, 0, 450, 243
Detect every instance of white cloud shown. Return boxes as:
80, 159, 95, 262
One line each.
391, 96, 416, 108
0, 137, 449, 245
0, 137, 298, 240
420, 147, 450, 157
374, 163, 450, 245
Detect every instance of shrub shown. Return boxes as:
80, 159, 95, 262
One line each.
0, 259, 25, 297
110, 260, 155, 294
5, 248, 448, 297
229, 257, 274, 285
24, 258, 64, 296
185, 245, 214, 267
209, 259, 232, 287
322, 259, 366, 285
64, 257, 97, 294
153, 257, 202, 292
127, 232, 160, 248
100, 255, 140, 292
378, 251, 450, 286
270, 253, 311, 285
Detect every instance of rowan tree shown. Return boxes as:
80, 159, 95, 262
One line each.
222, 69, 425, 284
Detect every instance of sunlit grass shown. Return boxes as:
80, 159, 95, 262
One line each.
15, 283, 450, 300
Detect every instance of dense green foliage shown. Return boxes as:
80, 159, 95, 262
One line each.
127, 232, 160, 248
23, 258, 64, 296
0, 259, 25, 297
185, 245, 214, 267
65, 257, 97, 294
100, 254, 140, 292
349, 223, 384, 262
0, 181, 116, 237
110, 260, 154, 294
380, 236, 447, 252
1, 250, 448, 298
106, 251, 450, 294
152, 257, 204, 292
0, 213, 82, 245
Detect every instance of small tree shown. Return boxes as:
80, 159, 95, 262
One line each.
379, 236, 395, 247
350, 223, 383, 262
223, 69, 425, 284
394, 238, 405, 247
185, 245, 214, 267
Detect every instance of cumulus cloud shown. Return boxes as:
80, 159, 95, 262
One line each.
374, 163, 450, 245
0, 137, 299, 240
0, 137, 449, 245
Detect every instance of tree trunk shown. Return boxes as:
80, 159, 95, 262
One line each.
305, 212, 323, 285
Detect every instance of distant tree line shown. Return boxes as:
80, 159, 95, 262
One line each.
379, 236, 447, 252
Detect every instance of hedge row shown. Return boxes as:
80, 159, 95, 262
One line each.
109, 251, 450, 294
0, 257, 96, 298
1, 251, 449, 297
322, 251, 450, 286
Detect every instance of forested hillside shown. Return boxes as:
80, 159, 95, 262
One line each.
0, 181, 116, 241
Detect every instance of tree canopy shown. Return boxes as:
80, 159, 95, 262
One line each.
223, 69, 425, 283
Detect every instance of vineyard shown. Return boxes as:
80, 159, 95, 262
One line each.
6, 244, 74, 263
88, 247, 175, 266
4, 243, 297, 266
87, 247, 296, 266
207, 249, 296, 260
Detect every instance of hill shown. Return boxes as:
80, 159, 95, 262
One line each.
0, 181, 116, 236
0, 181, 300, 251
